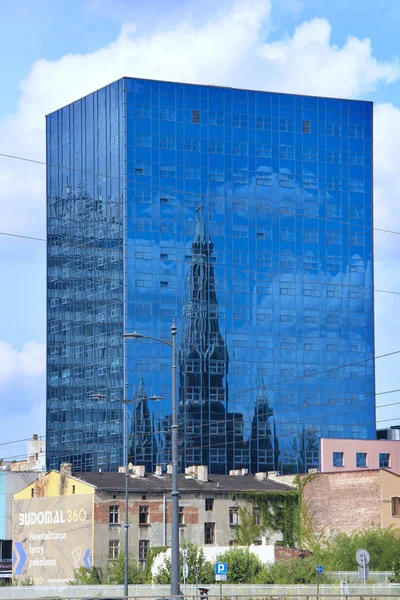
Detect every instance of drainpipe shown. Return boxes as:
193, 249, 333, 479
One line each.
163, 492, 167, 546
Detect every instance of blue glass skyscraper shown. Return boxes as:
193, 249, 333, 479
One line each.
46, 77, 375, 474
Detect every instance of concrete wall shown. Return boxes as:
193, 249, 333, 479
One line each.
321, 438, 400, 474
302, 471, 383, 539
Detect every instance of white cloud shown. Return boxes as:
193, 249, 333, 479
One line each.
0, 340, 45, 390
258, 18, 399, 97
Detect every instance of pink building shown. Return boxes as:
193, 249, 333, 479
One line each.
320, 438, 400, 474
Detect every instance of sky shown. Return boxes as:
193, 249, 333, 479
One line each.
1, 0, 400, 459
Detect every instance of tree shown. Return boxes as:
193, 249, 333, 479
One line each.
319, 528, 400, 571
234, 505, 264, 546
154, 542, 214, 584
215, 548, 263, 584
106, 553, 147, 584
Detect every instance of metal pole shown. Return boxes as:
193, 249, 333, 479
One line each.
124, 383, 129, 599
170, 319, 181, 597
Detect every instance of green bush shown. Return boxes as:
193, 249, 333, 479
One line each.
154, 541, 214, 584
216, 548, 263, 584
106, 552, 147, 584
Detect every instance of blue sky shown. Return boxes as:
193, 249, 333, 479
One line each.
1, 0, 400, 457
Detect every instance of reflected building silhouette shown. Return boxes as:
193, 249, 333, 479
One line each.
250, 378, 279, 472
178, 206, 230, 473
129, 378, 157, 472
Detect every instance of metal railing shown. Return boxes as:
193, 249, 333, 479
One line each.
3, 586, 400, 600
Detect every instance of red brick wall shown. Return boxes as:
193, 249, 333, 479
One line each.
302, 471, 382, 539
275, 547, 310, 561
94, 497, 198, 526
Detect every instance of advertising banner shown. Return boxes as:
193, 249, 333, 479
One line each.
13, 494, 93, 585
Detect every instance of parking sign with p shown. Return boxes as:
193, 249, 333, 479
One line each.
215, 562, 227, 581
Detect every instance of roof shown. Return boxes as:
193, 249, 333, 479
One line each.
73, 472, 295, 494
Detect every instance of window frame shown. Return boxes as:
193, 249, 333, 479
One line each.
205, 498, 214, 512
109, 540, 120, 560
109, 504, 120, 525
392, 497, 400, 517
138, 539, 150, 562
229, 507, 239, 526
332, 451, 344, 467
139, 505, 150, 525
379, 453, 390, 468
204, 522, 215, 545
356, 452, 367, 468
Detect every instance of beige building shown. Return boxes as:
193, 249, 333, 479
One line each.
302, 468, 400, 540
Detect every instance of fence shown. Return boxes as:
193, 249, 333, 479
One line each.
2, 585, 400, 600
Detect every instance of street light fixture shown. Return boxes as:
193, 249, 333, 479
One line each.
124, 319, 180, 597
91, 388, 161, 599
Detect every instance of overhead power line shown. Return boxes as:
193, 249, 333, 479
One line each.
0, 150, 399, 238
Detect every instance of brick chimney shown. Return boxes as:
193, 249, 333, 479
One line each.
154, 465, 162, 476
255, 472, 267, 481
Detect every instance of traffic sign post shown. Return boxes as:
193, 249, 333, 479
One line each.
182, 549, 188, 597
215, 562, 227, 599
356, 548, 370, 587
316, 565, 323, 596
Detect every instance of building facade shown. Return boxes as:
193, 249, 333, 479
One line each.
320, 437, 400, 474
46, 77, 375, 474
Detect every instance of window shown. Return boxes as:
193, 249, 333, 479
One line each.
192, 109, 200, 124
229, 507, 239, 526
356, 453, 367, 468
380, 453, 390, 468
204, 522, 215, 544
179, 506, 185, 525
253, 507, 261, 526
139, 540, 150, 562
109, 540, 120, 559
392, 497, 400, 516
139, 505, 149, 525
333, 452, 344, 467
205, 498, 214, 511
303, 120, 311, 134
109, 505, 120, 525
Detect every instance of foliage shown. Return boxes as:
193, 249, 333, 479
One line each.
318, 528, 400, 571
238, 491, 299, 547
71, 566, 102, 585
144, 546, 168, 582
106, 552, 147, 584
255, 556, 328, 585
216, 548, 263, 584
234, 504, 264, 546
154, 541, 214, 584
390, 558, 400, 582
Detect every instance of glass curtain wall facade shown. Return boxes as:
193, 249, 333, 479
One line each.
47, 77, 375, 474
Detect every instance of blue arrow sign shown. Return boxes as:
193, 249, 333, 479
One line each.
83, 549, 92, 569
316, 565, 323, 574
14, 542, 27, 576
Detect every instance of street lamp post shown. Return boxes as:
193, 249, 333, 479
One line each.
124, 319, 180, 597
91, 387, 161, 599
